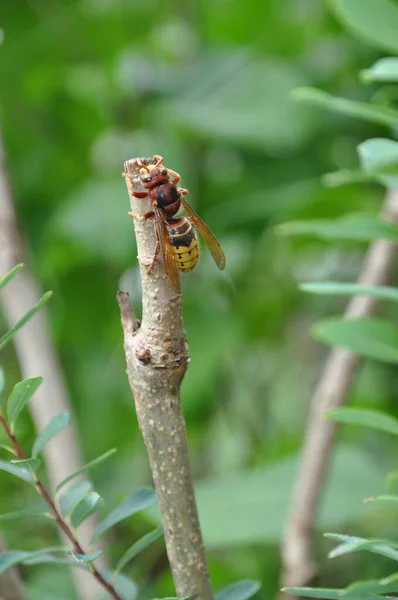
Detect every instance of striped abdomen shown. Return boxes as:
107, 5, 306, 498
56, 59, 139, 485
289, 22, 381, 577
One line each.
167, 217, 199, 273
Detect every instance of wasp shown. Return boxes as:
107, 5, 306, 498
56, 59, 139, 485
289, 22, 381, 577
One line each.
127, 154, 226, 294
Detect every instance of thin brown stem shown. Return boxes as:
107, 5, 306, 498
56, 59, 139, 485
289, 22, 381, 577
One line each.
0, 413, 123, 600
279, 188, 398, 597
0, 128, 108, 598
118, 157, 213, 600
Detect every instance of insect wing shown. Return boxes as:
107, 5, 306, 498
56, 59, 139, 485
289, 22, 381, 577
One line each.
180, 197, 226, 270
154, 209, 181, 294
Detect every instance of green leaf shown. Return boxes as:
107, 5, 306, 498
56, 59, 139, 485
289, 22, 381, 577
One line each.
59, 481, 93, 518
325, 533, 398, 561
0, 547, 65, 574
0, 459, 34, 484
100, 572, 137, 600
0, 367, 5, 394
281, 587, 342, 599
70, 492, 103, 528
69, 550, 102, 563
116, 526, 164, 573
326, 408, 398, 435
365, 494, 398, 505
343, 577, 398, 597
11, 458, 42, 472
313, 317, 398, 364
0, 508, 53, 522
146, 445, 383, 547
91, 488, 156, 542
0, 292, 53, 351
358, 138, 398, 187
292, 87, 398, 128
330, 0, 398, 54
7, 377, 43, 431
322, 168, 375, 188
0, 444, 15, 456
23, 553, 89, 570
361, 58, 398, 83
56, 448, 117, 492
0, 264, 23, 291
277, 214, 398, 243
32, 412, 71, 458
215, 580, 261, 600
300, 282, 398, 303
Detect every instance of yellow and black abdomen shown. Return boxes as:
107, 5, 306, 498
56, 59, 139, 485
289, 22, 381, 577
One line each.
167, 217, 199, 273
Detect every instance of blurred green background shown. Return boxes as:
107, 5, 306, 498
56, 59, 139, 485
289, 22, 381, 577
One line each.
1, 0, 397, 599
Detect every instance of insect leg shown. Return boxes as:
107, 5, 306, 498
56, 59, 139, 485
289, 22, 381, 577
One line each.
153, 155, 164, 167
131, 190, 149, 199
167, 167, 181, 186
147, 222, 161, 275
136, 159, 150, 171
128, 210, 155, 221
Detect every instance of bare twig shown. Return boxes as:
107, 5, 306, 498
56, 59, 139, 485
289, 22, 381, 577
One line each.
0, 413, 123, 600
0, 131, 107, 598
118, 157, 213, 600
279, 188, 398, 596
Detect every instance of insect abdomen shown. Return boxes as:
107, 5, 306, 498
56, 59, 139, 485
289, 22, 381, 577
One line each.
167, 217, 199, 273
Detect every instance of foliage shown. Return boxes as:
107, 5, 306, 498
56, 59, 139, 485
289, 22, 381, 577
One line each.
283, 0, 398, 598
1, 0, 398, 598
0, 265, 258, 600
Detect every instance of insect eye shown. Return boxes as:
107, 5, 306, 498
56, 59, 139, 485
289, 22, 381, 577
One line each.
161, 169, 168, 176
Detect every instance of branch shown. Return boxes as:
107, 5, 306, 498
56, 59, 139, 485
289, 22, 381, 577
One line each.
0, 130, 108, 598
118, 157, 213, 600
0, 414, 123, 600
279, 187, 398, 596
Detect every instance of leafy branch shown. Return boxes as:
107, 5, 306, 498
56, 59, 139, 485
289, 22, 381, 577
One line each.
0, 409, 122, 600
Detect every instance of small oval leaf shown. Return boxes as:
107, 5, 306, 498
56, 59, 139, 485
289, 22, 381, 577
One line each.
7, 377, 43, 431
281, 587, 342, 599
116, 526, 164, 573
0, 459, 34, 484
56, 448, 117, 492
11, 458, 42, 473
32, 412, 71, 458
361, 58, 398, 83
365, 494, 398, 505
0, 509, 53, 522
330, 0, 398, 54
91, 488, 156, 542
0, 292, 53, 352
292, 87, 398, 129
301, 282, 398, 303
326, 408, 398, 435
216, 580, 261, 600
101, 572, 137, 600
325, 533, 398, 561
59, 480, 93, 518
313, 317, 398, 364
0, 264, 23, 291
0, 546, 65, 574
70, 492, 103, 528
277, 214, 398, 243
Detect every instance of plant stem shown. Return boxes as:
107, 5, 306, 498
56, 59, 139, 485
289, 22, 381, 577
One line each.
0, 413, 123, 600
118, 157, 213, 600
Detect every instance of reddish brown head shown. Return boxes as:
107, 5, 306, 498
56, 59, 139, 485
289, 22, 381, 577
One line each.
139, 166, 170, 189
